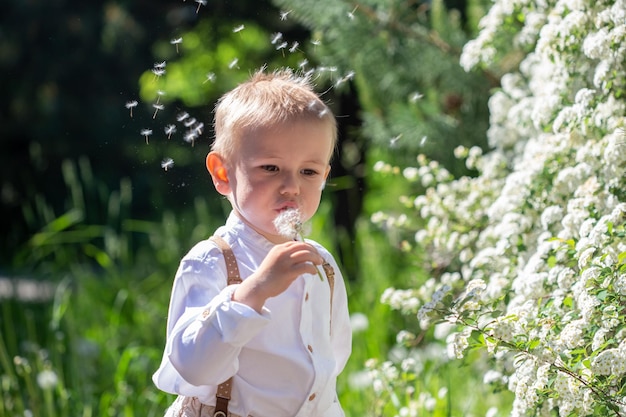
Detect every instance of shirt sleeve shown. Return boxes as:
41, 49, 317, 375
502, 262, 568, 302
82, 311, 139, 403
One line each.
153, 241, 271, 392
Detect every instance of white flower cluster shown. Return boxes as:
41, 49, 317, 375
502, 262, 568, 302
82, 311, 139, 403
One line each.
376, 0, 626, 415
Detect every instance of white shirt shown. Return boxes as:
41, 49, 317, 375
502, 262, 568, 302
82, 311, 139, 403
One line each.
153, 212, 352, 417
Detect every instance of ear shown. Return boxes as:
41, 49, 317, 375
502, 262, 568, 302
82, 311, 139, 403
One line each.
206, 152, 231, 195
323, 165, 331, 181
320, 165, 331, 191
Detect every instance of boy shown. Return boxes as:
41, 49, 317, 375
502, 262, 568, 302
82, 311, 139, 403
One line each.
153, 68, 352, 417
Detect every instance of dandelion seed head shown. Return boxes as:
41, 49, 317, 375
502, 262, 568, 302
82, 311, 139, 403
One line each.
154, 61, 166, 69
228, 58, 239, 69
170, 37, 183, 45
205, 72, 216, 83
233, 24, 245, 33
276, 41, 288, 50
298, 59, 309, 68
152, 68, 166, 77
289, 41, 299, 53
184, 117, 197, 127
280, 10, 291, 20
125, 100, 138, 109
273, 208, 303, 239
153, 103, 164, 110
140, 129, 153, 136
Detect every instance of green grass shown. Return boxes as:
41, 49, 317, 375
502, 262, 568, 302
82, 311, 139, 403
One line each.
1, 159, 512, 416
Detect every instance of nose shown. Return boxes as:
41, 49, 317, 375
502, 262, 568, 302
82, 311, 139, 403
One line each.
280, 171, 300, 195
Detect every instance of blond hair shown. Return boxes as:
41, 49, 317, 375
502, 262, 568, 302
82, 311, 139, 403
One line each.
212, 68, 337, 162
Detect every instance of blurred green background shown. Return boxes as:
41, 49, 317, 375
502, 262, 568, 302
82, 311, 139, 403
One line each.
1, 0, 512, 415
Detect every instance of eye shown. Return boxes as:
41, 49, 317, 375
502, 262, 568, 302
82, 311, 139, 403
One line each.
261, 165, 279, 172
301, 168, 319, 176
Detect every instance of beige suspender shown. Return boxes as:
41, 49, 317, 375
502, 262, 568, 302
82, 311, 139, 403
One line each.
207, 235, 335, 417
209, 235, 241, 417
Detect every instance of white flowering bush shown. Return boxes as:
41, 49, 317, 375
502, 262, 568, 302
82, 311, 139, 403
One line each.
373, 0, 626, 415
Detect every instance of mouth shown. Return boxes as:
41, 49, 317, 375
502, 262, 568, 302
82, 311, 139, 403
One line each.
276, 202, 299, 212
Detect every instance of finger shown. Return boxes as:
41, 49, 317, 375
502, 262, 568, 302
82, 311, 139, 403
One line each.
288, 249, 323, 265
290, 261, 321, 277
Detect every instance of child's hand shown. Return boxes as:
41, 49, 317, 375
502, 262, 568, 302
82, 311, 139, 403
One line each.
232, 241, 323, 313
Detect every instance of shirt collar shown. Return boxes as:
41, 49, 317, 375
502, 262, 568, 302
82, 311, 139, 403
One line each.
224, 211, 276, 252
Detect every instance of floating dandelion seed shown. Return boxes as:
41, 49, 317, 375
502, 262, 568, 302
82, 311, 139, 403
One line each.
420, 136, 428, 146
276, 41, 288, 56
154, 61, 166, 69
184, 131, 198, 147
140, 128, 153, 144
193, 122, 204, 135
389, 134, 402, 147
409, 91, 424, 103
298, 59, 309, 69
195, 0, 207, 13
273, 209, 324, 282
310, 39, 321, 47
280, 10, 291, 20
156, 90, 166, 104
347, 5, 358, 20
204, 72, 216, 83
125, 100, 138, 117
153, 103, 164, 119
152, 68, 166, 80
270, 32, 283, 45
335, 71, 355, 88
233, 24, 245, 33
184, 117, 197, 128
176, 111, 190, 122
161, 158, 174, 171
289, 41, 299, 53
171, 37, 183, 54
228, 58, 239, 69
164, 124, 176, 139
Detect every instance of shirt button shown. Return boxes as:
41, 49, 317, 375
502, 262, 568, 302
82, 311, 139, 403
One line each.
308, 393, 316, 401
307, 344, 313, 353
305, 292, 309, 301
201, 310, 210, 318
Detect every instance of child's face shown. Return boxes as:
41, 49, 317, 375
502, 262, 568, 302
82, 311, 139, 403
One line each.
226, 121, 333, 243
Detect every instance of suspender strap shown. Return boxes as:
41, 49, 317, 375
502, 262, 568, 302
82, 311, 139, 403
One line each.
209, 235, 241, 417
210, 235, 242, 286
322, 262, 335, 334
